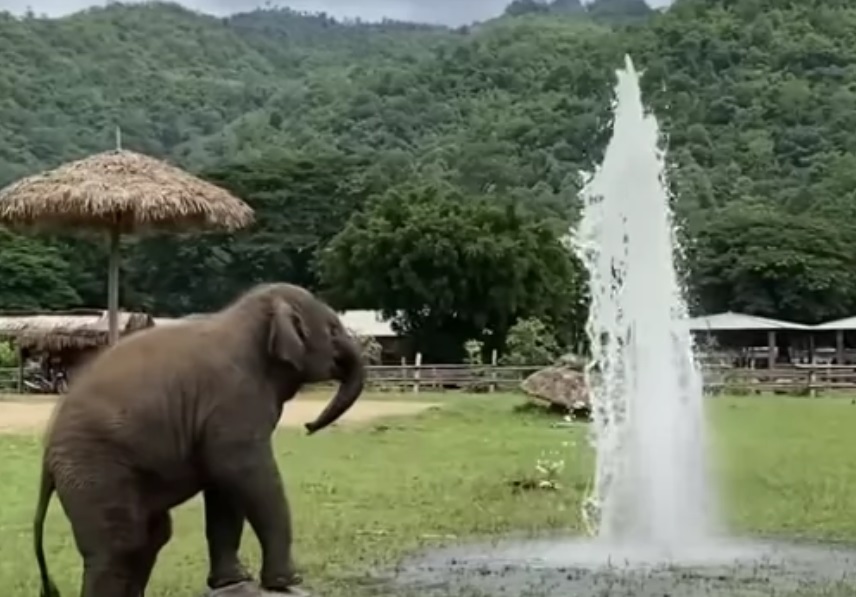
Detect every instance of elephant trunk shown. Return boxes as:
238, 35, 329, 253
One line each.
304, 339, 365, 435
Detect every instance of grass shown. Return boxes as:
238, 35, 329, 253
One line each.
711, 396, 856, 540
2, 392, 856, 596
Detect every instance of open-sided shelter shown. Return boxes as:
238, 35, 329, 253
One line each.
687, 311, 813, 368
0, 309, 154, 389
812, 317, 856, 365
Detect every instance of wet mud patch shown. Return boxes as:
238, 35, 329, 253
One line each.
385, 536, 856, 596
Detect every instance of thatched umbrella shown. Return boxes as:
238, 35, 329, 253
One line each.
0, 148, 254, 344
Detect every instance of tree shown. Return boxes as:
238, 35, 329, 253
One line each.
501, 317, 562, 365
318, 181, 585, 361
0, 228, 81, 310
122, 150, 387, 315
686, 205, 856, 324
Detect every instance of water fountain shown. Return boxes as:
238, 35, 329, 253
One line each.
574, 53, 716, 554
390, 55, 856, 597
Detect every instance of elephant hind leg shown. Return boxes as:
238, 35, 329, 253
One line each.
55, 464, 149, 597
130, 511, 173, 596
75, 506, 150, 597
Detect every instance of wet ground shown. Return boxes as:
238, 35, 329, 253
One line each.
387, 535, 856, 596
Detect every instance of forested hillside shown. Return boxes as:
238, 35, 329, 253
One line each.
2, 0, 856, 359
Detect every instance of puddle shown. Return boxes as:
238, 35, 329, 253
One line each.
385, 536, 856, 596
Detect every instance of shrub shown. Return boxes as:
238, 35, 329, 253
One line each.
349, 329, 382, 365
463, 339, 484, 365
0, 342, 16, 368
501, 317, 561, 366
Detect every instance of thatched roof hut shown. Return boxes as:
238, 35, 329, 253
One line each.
0, 309, 154, 351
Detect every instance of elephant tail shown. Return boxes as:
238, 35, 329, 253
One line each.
33, 459, 60, 597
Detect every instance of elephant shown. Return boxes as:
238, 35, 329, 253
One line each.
32, 282, 366, 597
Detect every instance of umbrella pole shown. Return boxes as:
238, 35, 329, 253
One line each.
107, 226, 120, 345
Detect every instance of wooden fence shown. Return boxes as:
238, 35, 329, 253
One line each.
369, 363, 856, 395
0, 367, 17, 392
0, 365, 541, 394
703, 364, 856, 396
366, 363, 540, 393
6, 363, 856, 396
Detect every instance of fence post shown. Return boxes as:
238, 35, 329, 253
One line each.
809, 366, 816, 398
16, 344, 23, 393
413, 352, 422, 394
400, 357, 406, 393
489, 350, 498, 393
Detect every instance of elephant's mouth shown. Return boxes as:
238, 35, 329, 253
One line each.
331, 345, 358, 378
331, 356, 347, 379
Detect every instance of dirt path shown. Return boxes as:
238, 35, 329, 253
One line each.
0, 397, 438, 434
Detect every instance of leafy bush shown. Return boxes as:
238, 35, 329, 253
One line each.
463, 339, 484, 366
501, 317, 561, 366
0, 342, 16, 368
349, 329, 382, 365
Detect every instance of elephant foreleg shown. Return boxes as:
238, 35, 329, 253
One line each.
203, 487, 253, 589
207, 442, 302, 592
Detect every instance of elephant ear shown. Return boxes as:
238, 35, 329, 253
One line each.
268, 299, 307, 369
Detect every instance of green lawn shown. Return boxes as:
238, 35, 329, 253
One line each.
2, 393, 856, 596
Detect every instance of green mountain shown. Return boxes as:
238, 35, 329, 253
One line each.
504, 0, 652, 23
0, 1, 646, 188
2, 0, 856, 341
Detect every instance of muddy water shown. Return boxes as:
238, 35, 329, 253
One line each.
387, 536, 856, 596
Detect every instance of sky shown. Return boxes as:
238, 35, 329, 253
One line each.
0, 0, 672, 26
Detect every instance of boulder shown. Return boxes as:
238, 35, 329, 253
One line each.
205, 582, 311, 596
520, 355, 591, 420
555, 353, 588, 370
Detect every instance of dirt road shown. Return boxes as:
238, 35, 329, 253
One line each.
0, 397, 438, 434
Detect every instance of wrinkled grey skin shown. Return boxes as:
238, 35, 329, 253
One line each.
32, 283, 366, 597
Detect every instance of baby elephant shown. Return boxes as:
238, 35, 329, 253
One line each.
33, 283, 366, 597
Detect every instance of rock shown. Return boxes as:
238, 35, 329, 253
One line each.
269, 589, 310, 597
555, 352, 588, 370
520, 360, 591, 420
205, 581, 311, 597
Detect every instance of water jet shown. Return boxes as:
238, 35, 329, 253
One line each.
574, 53, 716, 554
389, 54, 856, 596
